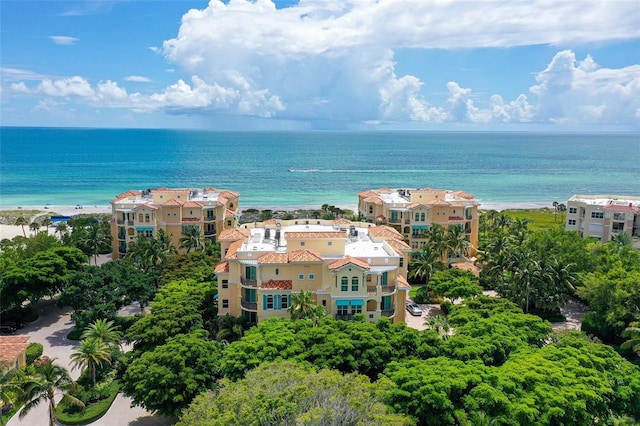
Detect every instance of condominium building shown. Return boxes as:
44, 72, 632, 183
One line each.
358, 187, 480, 258
215, 218, 412, 325
110, 187, 239, 258
565, 194, 640, 241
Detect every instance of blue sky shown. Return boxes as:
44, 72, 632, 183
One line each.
1, 0, 639, 131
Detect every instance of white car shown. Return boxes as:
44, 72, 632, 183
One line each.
406, 303, 422, 316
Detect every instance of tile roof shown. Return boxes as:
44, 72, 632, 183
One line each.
328, 256, 370, 271
289, 249, 324, 262
132, 203, 159, 210
406, 202, 431, 209
450, 190, 475, 199
215, 261, 229, 274
369, 225, 405, 240
219, 190, 240, 199
603, 204, 639, 212
261, 280, 293, 290
386, 239, 412, 254
0, 335, 30, 365
452, 262, 482, 275
218, 228, 250, 241
225, 208, 238, 217
183, 201, 204, 208
285, 231, 347, 239
334, 218, 352, 226
397, 275, 411, 289
363, 195, 383, 205
426, 199, 451, 206
182, 217, 201, 222
112, 190, 142, 202
263, 219, 279, 225
163, 199, 183, 206
225, 240, 243, 260
258, 252, 289, 264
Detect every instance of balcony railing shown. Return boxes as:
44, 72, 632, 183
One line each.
204, 230, 216, 236
335, 314, 354, 321
127, 220, 134, 226
240, 300, 257, 311
388, 218, 401, 224
381, 284, 396, 294
240, 277, 257, 287
381, 309, 395, 317
116, 219, 125, 225
367, 286, 377, 295
204, 216, 217, 222
117, 233, 126, 240
612, 214, 626, 221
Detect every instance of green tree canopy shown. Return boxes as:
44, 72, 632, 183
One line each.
429, 269, 482, 300
178, 360, 413, 426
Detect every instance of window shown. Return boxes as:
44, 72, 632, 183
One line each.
309, 274, 315, 280
222, 280, 228, 289
145, 214, 150, 222
421, 213, 425, 221
138, 230, 153, 238
351, 305, 362, 314
591, 211, 604, 219
341, 277, 348, 291
275, 268, 280, 276
569, 207, 577, 214
298, 274, 305, 280
266, 295, 274, 309
351, 277, 359, 291
222, 299, 229, 309
399, 257, 404, 267
281, 295, 289, 309
369, 206, 373, 214
301, 241, 305, 246
227, 220, 232, 226
415, 213, 420, 221
337, 305, 349, 316
568, 219, 577, 225
138, 214, 143, 222
328, 241, 332, 246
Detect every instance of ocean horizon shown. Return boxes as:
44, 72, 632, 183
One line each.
1, 127, 638, 209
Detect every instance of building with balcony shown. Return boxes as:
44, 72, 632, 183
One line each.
358, 187, 480, 258
215, 218, 412, 325
110, 187, 239, 258
565, 194, 640, 241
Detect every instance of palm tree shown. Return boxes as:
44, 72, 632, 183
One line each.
215, 314, 246, 342
612, 232, 632, 247
41, 217, 52, 235
29, 222, 40, 235
70, 338, 112, 386
446, 225, 471, 261
288, 290, 320, 322
621, 321, 640, 357
423, 224, 448, 259
81, 319, 122, 350
179, 224, 203, 253
19, 357, 84, 426
557, 203, 567, 223
409, 246, 444, 286
0, 369, 22, 426
424, 315, 450, 339
55, 222, 69, 240
14, 216, 28, 237
552, 201, 559, 222
82, 223, 110, 265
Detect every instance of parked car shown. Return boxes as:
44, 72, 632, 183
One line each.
406, 303, 422, 316
0, 325, 17, 334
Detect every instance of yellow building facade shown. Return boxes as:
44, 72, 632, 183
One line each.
110, 187, 239, 258
565, 194, 640, 241
215, 218, 411, 325
358, 187, 480, 259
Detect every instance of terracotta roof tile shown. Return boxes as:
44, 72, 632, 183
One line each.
225, 240, 243, 260
261, 280, 293, 290
163, 199, 183, 206
289, 249, 323, 262
182, 217, 201, 222
258, 252, 289, 264
387, 239, 412, 254
112, 190, 142, 202
450, 190, 475, 199
215, 261, 229, 274
132, 203, 159, 210
217, 196, 228, 206
328, 256, 370, 271
225, 208, 237, 217
0, 335, 30, 365
426, 199, 451, 206
369, 226, 404, 240
218, 228, 250, 241
452, 262, 482, 275
285, 231, 346, 239
219, 190, 240, 199
334, 218, 352, 225
263, 219, 278, 225
183, 201, 204, 208
604, 204, 639, 212
397, 275, 411, 289
406, 202, 431, 210
363, 195, 383, 205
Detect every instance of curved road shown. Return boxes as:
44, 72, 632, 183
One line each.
6, 298, 173, 426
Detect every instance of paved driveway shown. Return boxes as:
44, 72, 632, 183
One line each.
6, 299, 173, 426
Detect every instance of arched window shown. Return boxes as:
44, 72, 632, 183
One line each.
341, 277, 348, 291
415, 213, 420, 221
421, 213, 425, 221
351, 277, 359, 291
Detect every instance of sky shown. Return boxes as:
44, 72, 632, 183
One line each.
1, 0, 639, 131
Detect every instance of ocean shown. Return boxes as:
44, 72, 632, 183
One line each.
1, 127, 638, 209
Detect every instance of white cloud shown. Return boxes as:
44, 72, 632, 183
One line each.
49, 36, 79, 45
530, 50, 640, 124
124, 76, 152, 83
37, 76, 94, 97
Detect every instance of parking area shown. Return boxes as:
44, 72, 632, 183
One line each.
404, 303, 443, 331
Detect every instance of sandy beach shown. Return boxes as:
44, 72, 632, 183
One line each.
0, 201, 553, 242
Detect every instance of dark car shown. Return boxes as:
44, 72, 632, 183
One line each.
0, 325, 17, 334
406, 303, 422, 316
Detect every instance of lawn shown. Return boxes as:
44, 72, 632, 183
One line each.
499, 208, 565, 232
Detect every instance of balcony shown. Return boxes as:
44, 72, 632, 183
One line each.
241, 300, 257, 311
204, 215, 217, 222
240, 277, 257, 287
381, 284, 396, 294
127, 220, 134, 226
448, 216, 467, 222
204, 229, 216, 236
367, 286, 377, 296
116, 219, 125, 225
388, 218, 401, 224
335, 314, 354, 321
117, 232, 126, 240
381, 309, 395, 317
612, 214, 626, 221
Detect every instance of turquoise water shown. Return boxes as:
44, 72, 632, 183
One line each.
1, 127, 638, 208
